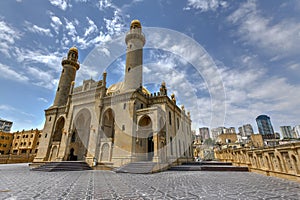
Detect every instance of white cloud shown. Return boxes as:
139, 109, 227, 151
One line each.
0, 104, 17, 112
184, 0, 228, 12
50, 15, 63, 34
97, 0, 113, 11
49, 0, 70, 11
38, 97, 49, 103
217, 63, 300, 132
227, 0, 300, 57
0, 20, 21, 57
64, 18, 77, 40
15, 48, 62, 71
25, 21, 53, 37
104, 10, 125, 35
0, 63, 29, 82
27, 66, 58, 89
288, 62, 300, 70
84, 17, 98, 37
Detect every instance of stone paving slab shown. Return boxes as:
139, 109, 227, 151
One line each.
0, 163, 299, 199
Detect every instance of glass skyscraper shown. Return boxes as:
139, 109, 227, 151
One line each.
256, 115, 275, 139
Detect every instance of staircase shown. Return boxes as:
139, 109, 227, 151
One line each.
31, 161, 92, 172
115, 162, 157, 174
169, 161, 248, 172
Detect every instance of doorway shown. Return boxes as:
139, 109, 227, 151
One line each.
147, 134, 154, 161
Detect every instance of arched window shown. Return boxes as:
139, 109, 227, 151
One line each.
53, 117, 65, 142
169, 111, 172, 125
170, 137, 173, 155
71, 131, 76, 143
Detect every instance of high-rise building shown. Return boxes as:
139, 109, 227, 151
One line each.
227, 127, 236, 134
256, 115, 275, 139
0, 119, 13, 133
280, 126, 293, 139
199, 127, 210, 141
292, 125, 300, 139
210, 127, 225, 140
238, 124, 254, 137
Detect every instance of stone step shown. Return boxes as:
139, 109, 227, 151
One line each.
115, 162, 157, 174
169, 164, 248, 172
182, 161, 233, 166
31, 161, 92, 172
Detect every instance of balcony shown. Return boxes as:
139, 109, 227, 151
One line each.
61, 57, 80, 70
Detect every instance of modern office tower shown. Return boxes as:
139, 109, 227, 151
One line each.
239, 124, 254, 137
199, 127, 210, 141
0, 119, 13, 133
293, 125, 300, 138
280, 126, 293, 139
210, 127, 225, 140
256, 115, 275, 139
227, 127, 236, 134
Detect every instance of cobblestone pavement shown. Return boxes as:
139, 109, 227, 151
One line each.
0, 163, 299, 200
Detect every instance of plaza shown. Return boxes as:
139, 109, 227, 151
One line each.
0, 163, 299, 199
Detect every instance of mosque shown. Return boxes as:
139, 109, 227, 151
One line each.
33, 20, 193, 169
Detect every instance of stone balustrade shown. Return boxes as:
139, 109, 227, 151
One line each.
214, 142, 300, 182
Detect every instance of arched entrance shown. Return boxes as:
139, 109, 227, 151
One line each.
100, 108, 115, 162
138, 115, 154, 161
69, 109, 91, 161
68, 148, 77, 161
102, 109, 115, 142
147, 133, 154, 160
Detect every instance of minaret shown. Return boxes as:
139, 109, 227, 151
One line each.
123, 19, 146, 91
53, 47, 80, 107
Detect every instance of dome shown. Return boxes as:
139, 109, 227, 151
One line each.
106, 82, 123, 94
130, 19, 141, 29
106, 82, 150, 95
142, 87, 150, 95
69, 46, 78, 53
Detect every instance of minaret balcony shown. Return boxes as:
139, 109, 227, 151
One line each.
125, 31, 145, 45
62, 57, 80, 70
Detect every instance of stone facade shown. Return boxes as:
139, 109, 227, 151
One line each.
0, 129, 42, 164
0, 131, 13, 154
215, 142, 300, 182
216, 133, 238, 144
33, 20, 193, 169
11, 129, 41, 156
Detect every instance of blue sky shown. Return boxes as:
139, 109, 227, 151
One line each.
0, 0, 300, 135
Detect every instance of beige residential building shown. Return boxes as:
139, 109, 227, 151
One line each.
11, 129, 41, 156
0, 131, 13, 155
33, 20, 193, 168
216, 133, 238, 145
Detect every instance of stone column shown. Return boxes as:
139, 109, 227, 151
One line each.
152, 133, 160, 162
